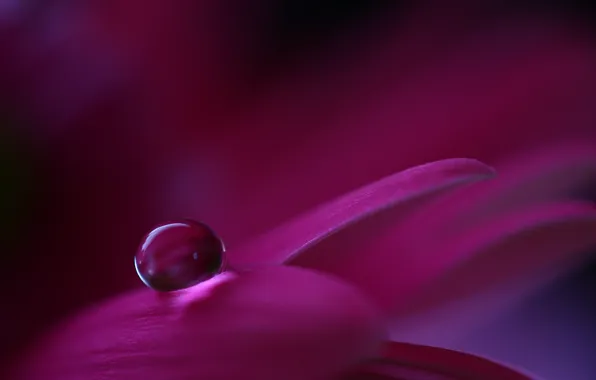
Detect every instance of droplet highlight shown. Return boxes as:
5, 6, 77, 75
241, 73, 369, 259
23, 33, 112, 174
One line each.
135, 220, 225, 291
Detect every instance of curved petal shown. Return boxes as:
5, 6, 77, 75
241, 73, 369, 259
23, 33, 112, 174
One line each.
402, 143, 596, 243
10, 267, 384, 380
346, 341, 537, 380
390, 201, 596, 345
233, 158, 495, 267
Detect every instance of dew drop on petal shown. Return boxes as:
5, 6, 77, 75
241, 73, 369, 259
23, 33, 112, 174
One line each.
134, 220, 225, 291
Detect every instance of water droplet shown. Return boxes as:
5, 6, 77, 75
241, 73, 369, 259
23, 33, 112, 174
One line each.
135, 220, 225, 291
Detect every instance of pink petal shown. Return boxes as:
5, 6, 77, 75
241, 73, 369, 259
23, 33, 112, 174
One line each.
233, 158, 494, 267
390, 201, 596, 345
11, 267, 383, 380
408, 144, 596, 240
346, 341, 536, 380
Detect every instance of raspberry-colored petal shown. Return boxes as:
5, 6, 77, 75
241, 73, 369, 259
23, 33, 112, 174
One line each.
11, 267, 384, 380
402, 144, 596, 242
346, 341, 537, 380
390, 201, 596, 346
233, 158, 494, 267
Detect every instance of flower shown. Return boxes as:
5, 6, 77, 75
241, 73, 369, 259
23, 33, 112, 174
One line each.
7, 155, 596, 379
2, 2, 596, 379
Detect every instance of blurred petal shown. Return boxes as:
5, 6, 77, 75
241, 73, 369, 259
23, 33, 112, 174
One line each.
391, 201, 596, 345
233, 158, 494, 266
11, 267, 384, 380
346, 341, 536, 380
403, 143, 596, 240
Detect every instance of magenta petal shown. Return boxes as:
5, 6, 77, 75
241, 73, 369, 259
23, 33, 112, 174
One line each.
410, 143, 596, 239
233, 158, 494, 267
12, 267, 384, 380
347, 342, 536, 380
390, 201, 596, 345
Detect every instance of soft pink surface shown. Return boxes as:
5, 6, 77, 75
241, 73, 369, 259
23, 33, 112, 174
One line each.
11, 267, 384, 380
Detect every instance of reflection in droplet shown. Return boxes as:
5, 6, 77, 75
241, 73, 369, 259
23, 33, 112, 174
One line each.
135, 220, 225, 291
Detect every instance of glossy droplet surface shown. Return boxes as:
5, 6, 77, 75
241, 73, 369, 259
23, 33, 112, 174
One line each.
135, 220, 225, 291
